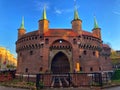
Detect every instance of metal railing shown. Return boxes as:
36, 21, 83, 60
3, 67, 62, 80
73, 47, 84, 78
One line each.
36, 72, 103, 89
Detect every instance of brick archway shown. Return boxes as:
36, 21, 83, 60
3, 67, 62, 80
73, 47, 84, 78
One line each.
49, 39, 73, 73
51, 52, 70, 74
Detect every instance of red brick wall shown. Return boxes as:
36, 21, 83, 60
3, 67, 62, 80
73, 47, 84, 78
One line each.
16, 29, 113, 75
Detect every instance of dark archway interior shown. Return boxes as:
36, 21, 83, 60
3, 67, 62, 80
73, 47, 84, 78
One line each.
51, 52, 70, 74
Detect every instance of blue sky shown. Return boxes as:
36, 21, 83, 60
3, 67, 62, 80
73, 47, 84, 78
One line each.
0, 0, 120, 56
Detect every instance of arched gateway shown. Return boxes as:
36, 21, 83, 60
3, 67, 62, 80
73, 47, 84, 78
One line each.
51, 52, 70, 74
49, 39, 72, 74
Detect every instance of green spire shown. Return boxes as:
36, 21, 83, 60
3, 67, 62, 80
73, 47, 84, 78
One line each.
74, 8, 79, 20
94, 16, 99, 28
73, 0, 79, 20
42, 6, 47, 20
20, 17, 25, 29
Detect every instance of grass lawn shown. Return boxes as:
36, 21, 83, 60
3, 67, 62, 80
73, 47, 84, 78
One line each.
0, 79, 36, 89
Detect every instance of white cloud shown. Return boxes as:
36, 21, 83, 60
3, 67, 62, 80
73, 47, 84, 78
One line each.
34, 1, 50, 11
54, 7, 74, 15
113, 11, 120, 15
55, 9, 62, 14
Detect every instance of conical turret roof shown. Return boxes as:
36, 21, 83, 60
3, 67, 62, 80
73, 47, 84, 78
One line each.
74, 8, 80, 20
94, 16, 99, 28
41, 6, 47, 20
19, 17, 25, 29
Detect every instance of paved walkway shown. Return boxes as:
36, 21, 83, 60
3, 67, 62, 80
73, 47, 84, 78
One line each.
0, 86, 28, 90
41, 86, 120, 90
41, 87, 99, 90
1, 86, 120, 90
103, 86, 120, 90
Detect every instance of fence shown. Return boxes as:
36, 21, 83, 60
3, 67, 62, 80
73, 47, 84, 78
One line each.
36, 72, 103, 88
0, 70, 16, 81
16, 73, 36, 82
14, 72, 113, 88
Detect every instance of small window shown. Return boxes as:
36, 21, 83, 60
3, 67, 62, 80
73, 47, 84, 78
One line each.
90, 67, 93, 71
99, 67, 101, 71
93, 51, 95, 56
79, 55, 81, 59
40, 67, 43, 72
89, 37, 91, 40
83, 50, 87, 55
20, 52, 22, 56
29, 37, 31, 40
73, 39, 77, 44
78, 36, 81, 40
35, 36, 37, 39
45, 38, 49, 44
30, 51, 33, 55
40, 36, 42, 38
41, 44, 44, 48
32, 37, 34, 40
80, 67, 82, 71
25, 68, 28, 73
83, 36, 86, 39
40, 56, 43, 59
105, 57, 107, 60
40, 35, 43, 39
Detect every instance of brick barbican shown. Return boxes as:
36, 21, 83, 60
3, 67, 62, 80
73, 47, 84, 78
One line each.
16, 7, 113, 75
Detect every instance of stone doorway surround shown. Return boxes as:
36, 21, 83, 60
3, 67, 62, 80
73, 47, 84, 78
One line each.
48, 39, 73, 73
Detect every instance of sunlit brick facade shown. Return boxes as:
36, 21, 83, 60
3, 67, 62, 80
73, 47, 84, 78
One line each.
16, 8, 113, 75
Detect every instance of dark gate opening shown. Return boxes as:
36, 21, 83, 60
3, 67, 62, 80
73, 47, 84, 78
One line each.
51, 52, 70, 74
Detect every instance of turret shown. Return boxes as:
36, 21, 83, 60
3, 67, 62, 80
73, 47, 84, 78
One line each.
38, 7, 49, 35
18, 17, 26, 39
71, 8, 82, 34
92, 16, 101, 39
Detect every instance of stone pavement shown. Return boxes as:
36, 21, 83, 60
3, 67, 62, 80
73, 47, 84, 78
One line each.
41, 87, 101, 90
1, 86, 120, 90
0, 86, 28, 90
103, 86, 120, 90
